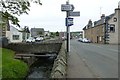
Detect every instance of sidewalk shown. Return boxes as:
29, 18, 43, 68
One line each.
66, 46, 95, 78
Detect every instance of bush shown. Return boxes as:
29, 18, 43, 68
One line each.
1, 48, 29, 79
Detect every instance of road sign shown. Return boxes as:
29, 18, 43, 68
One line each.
61, 4, 74, 11
66, 18, 74, 26
69, 11, 80, 16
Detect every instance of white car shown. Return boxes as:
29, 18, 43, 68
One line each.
82, 38, 91, 43
35, 37, 44, 42
26, 37, 35, 43
78, 38, 83, 42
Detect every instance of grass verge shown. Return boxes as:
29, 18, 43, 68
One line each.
1, 48, 28, 79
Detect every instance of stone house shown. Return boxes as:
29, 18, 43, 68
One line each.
83, 13, 115, 44
107, 8, 120, 44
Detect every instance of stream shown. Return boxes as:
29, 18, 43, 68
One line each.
26, 56, 56, 80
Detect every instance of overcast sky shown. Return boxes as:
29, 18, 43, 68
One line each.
18, 0, 120, 32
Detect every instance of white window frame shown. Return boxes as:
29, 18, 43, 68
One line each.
13, 35, 19, 40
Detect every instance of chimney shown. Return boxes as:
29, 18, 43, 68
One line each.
101, 14, 105, 19
118, 1, 120, 8
115, 8, 120, 14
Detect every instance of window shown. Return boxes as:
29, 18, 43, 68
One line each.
13, 35, 19, 40
108, 24, 115, 32
113, 17, 117, 22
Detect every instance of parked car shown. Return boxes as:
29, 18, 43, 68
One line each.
82, 38, 91, 43
26, 37, 35, 43
35, 37, 44, 42
78, 38, 83, 42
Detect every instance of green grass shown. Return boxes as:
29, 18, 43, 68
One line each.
1, 48, 29, 79
0, 48, 2, 79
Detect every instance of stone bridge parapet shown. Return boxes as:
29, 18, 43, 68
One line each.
5, 40, 62, 54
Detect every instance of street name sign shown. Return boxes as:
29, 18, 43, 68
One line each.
69, 11, 80, 17
66, 18, 74, 26
61, 4, 74, 11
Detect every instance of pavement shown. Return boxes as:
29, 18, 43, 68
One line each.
66, 39, 118, 78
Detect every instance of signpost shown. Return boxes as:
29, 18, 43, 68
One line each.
61, 1, 80, 53
61, 4, 74, 11
66, 18, 74, 26
69, 11, 80, 17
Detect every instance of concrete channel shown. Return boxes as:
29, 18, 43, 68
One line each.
5, 40, 67, 79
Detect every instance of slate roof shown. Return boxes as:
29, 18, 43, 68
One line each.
94, 13, 115, 27
83, 13, 115, 30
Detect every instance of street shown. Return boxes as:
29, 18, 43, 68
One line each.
67, 39, 118, 78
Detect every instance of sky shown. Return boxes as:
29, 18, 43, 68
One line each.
18, 0, 120, 32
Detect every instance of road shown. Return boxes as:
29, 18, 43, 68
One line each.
67, 39, 118, 78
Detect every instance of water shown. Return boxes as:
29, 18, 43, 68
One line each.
27, 56, 55, 79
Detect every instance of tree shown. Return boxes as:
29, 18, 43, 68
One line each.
56, 31, 59, 36
23, 26, 30, 33
1, 0, 42, 27
50, 32, 55, 38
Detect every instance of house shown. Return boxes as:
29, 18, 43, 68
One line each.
6, 25, 30, 43
20, 26, 30, 41
6, 25, 23, 43
107, 8, 120, 44
0, 12, 30, 43
83, 13, 115, 44
83, 19, 94, 41
70, 31, 83, 38
31, 28, 44, 38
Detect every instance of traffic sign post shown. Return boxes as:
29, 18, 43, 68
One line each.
66, 1, 70, 53
61, 4, 74, 11
66, 18, 74, 26
69, 11, 80, 17
61, 1, 80, 53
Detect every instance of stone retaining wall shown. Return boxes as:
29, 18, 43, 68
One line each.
5, 40, 62, 54
51, 42, 67, 78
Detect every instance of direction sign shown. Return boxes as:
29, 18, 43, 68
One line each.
69, 11, 80, 16
61, 4, 74, 11
66, 18, 74, 26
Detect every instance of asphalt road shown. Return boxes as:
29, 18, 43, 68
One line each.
67, 39, 118, 78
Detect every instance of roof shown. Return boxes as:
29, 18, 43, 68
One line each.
94, 13, 115, 27
83, 13, 115, 30
10, 24, 23, 32
31, 28, 44, 32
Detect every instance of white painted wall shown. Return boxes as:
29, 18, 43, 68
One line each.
6, 26, 23, 43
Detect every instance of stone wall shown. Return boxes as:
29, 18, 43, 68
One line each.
51, 42, 67, 78
5, 40, 62, 54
